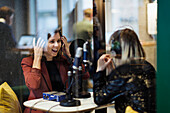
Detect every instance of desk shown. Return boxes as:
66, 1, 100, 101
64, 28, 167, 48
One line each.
23, 93, 115, 113
12, 47, 33, 55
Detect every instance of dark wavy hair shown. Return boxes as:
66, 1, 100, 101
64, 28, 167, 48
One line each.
47, 28, 62, 39
45, 28, 63, 61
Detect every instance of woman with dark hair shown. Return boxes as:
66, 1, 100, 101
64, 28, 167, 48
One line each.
21, 29, 90, 113
93, 28, 156, 113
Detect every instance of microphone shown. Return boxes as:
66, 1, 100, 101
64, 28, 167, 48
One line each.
60, 70, 81, 107
67, 71, 72, 100
73, 65, 91, 99
71, 43, 91, 99
72, 47, 83, 70
83, 41, 92, 70
83, 41, 89, 68
78, 66, 83, 92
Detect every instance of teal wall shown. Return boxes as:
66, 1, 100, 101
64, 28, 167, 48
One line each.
157, 0, 170, 112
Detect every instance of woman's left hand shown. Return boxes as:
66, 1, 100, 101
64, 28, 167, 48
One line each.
61, 35, 71, 57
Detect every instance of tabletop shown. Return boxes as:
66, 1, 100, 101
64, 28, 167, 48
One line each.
23, 92, 115, 113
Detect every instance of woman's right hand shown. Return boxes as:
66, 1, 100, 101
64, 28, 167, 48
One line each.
32, 38, 45, 69
96, 54, 113, 72
33, 38, 45, 59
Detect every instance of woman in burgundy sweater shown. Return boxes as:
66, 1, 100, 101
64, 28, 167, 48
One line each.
21, 29, 89, 113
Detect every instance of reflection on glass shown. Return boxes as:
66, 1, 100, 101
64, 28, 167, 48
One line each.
105, 0, 157, 68
105, 0, 139, 44
62, 0, 93, 42
37, 0, 58, 41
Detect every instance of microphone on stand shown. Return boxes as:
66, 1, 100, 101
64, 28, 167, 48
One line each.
67, 71, 73, 100
75, 65, 91, 98
71, 47, 83, 97
72, 47, 83, 70
78, 66, 83, 93
83, 41, 92, 71
60, 70, 81, 107
60, 47, 83, 106
83, 41, 89, 69
72, 42, 91, 98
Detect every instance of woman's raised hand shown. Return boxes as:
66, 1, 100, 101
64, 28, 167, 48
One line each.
33, 37, 45, 60
32, 38, 45, 69
96, 54, 113, 72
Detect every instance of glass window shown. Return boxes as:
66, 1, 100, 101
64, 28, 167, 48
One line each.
62, 0, 93, 42
105, 0, 139, 44
105, 0, 157, 67
36, 0, 58, 41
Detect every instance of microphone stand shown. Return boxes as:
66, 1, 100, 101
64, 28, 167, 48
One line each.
73, 41, 91, 98
73, 65, 91, 98
60, 71, 81, 107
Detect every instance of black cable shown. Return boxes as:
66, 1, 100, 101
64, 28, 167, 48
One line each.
46, 104, 60, 113
29, 100, 45, 113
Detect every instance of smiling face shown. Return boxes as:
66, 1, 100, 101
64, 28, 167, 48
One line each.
45, 32, 62, 59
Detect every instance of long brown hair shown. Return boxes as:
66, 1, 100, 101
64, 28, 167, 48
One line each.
109, 28, 145, 61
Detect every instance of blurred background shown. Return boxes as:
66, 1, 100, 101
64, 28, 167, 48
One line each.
0, 0, 158, 112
